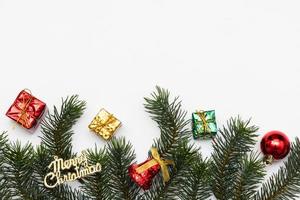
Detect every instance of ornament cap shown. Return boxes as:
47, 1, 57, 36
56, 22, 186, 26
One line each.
264, 155, 274, 165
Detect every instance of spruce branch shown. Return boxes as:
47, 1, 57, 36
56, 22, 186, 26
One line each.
177, 156, 211, 200
33, 144, 53, 183
40, 95, 86, 159
106, 137, 139, 200
0, 132, 11, 200
142, 87, 199, 199
81, 147, 110, 200
254, 138, 300, 200
144, 86, 190, 158
3, 141, 46, 200
211, 117, 258, 200
232, 152, 265, 200
45, 185, 89, 200
34, 94, 88, 200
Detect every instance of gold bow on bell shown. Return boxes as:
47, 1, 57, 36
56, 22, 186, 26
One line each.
136, 148, 174, 183
197, 111, 211, 133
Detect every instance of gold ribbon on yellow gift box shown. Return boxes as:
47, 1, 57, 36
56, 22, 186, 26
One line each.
88, 108, 121, 140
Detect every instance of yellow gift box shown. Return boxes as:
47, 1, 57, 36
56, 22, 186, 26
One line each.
88, 108, 121, 140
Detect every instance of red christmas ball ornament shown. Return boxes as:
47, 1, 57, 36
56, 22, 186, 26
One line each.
260, 130, 290, 164
128, 158, 161, 190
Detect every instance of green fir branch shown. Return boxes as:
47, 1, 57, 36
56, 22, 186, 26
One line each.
144, 86, 190, 158
141, 87, 199, 200
45, 185, 89, 200
35, 94, 88, 200
232, 152, 265, 200
33, 144, 53, 183
3, 141, 46, 200
0, 132, 11, 200
81, 147, 110, 200
40, 95, 86, 159
177, 156, 211, 200
211, 117, 258, 200
254, 138, 300, 200
39, 95, 87, 199
106, 137, 139, 200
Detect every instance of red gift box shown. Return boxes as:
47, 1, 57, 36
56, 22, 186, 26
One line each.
6, 89, 46, 129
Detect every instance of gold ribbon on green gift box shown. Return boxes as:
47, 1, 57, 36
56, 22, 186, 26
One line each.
193, 110, 217, 138
196, 110, 211, 134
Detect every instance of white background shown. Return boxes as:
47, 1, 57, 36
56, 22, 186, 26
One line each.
1, 0, 300, 198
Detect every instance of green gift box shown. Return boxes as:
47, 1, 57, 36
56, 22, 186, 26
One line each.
192, 110, 217, 139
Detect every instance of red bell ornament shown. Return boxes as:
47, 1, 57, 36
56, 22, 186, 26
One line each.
128, 148, 174, 190
260, 130, 290, 164
128, 158, 160, 190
